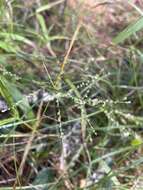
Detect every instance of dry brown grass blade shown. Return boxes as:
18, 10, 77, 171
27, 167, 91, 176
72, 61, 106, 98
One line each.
55, 22, 81, 88
13, 101, 44, 188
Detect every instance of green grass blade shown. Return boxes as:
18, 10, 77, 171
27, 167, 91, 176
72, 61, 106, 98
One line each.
0, 33, 34, 47
113, 16, 143, 44
128, 0, 143, 16
36, 0, 64, 13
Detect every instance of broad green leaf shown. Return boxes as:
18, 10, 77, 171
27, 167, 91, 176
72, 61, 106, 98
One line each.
113, 16, 143, 44
131, 136, 142, 146
5, 82, 35, 121
0, 76, 19, 125
33, 168, 54, 190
